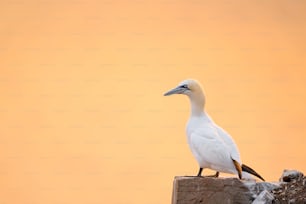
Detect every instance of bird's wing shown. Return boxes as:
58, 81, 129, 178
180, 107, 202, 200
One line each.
214, 124, 241, 164
189, 126, 234, 170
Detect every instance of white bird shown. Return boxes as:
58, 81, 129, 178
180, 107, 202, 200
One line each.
164, 79, 264, 181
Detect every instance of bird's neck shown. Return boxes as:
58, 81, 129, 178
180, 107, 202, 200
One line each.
189, 92, 205, 116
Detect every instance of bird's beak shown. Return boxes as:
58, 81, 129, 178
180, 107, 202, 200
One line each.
163, 86, 186, 96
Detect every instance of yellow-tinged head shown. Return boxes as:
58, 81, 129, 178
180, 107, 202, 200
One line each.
163, 79, 204, 97
164, 79, 206, 114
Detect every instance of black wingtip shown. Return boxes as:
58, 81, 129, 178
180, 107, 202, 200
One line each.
241, 164, 265, 181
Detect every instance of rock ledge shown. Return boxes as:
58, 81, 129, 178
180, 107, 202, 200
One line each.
172, 169, 305, 204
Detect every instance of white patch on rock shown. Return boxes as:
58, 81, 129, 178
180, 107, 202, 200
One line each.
280, 169, 304, 182
251, 190, 274, 204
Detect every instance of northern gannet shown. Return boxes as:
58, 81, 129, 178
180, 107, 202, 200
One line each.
164, 79, 264, 181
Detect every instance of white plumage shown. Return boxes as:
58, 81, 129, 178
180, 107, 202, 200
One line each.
164, 79, 264, 180
186, 112, 240, 174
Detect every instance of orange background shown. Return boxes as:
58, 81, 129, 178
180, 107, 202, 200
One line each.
1, 0, 306, 203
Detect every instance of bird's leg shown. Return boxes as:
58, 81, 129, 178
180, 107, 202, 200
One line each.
186, 168, 218, 178
197, 167, 203, 177
206, 171, 219, 178
183, 168, 203, 177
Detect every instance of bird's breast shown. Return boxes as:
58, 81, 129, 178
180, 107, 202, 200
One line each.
186, 117, 208, 140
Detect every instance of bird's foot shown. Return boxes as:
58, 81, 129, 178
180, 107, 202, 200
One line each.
206, 172, 219, 178
184, 168, 219, 178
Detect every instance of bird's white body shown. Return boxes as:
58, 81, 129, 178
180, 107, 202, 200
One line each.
164, 79, 248, 178
186, 112, 241, 174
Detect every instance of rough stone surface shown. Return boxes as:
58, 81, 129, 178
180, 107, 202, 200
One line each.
172, 169, 306, 204
273, 169, 306, 204
171, 177, 279, 204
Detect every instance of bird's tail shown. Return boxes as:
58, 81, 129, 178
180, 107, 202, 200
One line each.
241, 164, 265, 181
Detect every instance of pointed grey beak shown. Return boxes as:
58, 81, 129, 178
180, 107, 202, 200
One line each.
163, 86, 186, 96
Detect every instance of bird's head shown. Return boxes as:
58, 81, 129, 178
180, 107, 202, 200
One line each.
164, 79, 206, 114
163, 79, 203, 97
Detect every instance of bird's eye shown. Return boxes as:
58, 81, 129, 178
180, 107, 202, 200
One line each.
180, 84, 188, 89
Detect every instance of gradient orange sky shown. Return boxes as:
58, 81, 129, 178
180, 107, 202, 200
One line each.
1, 0, 306, 203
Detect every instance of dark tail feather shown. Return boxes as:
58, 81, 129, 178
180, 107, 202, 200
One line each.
242, 164, 265, 181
